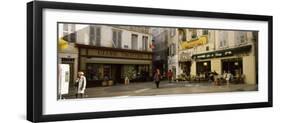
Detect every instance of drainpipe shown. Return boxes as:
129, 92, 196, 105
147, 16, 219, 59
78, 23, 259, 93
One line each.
214, 31, 216, 51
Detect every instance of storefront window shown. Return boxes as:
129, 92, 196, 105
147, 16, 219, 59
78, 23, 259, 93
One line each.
113, 64, 151, 82
103, 65, 111, 80
122, 65, 136, 80
86, 64, 103, 81
222, 58, 243, 76
85, 63, 151, 83
196, 61, 211, 76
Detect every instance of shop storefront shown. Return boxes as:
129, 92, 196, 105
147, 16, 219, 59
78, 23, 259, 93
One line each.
86, 64, 150, 84
76, 44, 153, 87
58, 44, 79, 87
179, 61, 191, 76
191, 45, 256, 84
178, 52, 192, 76
222, 58, 243, 76
196, 61, 211, 76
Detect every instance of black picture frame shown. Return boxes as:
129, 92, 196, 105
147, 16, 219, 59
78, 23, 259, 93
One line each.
27, 1, 273, 122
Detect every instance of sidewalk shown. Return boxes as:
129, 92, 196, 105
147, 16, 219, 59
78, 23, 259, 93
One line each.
63, 80, 257, 99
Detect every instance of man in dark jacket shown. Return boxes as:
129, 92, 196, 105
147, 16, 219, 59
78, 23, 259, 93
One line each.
154, 69, 161, 88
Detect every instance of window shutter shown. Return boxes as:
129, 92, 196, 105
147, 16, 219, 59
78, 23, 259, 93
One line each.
96, 27, 101, 46
90, 26, 95, 45
112, 30, 117, 48
118, 31, 122, 48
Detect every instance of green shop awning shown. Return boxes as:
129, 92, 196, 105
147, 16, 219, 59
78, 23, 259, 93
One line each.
192, 45, 252, 60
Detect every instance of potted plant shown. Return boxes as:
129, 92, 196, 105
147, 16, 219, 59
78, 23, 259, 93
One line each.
123, 66, 136, 85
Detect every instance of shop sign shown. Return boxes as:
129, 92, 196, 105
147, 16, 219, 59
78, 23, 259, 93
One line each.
180, 35, 208, 49
193, 50, 233, 59
86, 48, 152, 60
192, 45, 252, 59
179, 52, 192, 62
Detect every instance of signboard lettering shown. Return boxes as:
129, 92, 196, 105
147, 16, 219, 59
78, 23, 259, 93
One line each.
87, 48, 152, 60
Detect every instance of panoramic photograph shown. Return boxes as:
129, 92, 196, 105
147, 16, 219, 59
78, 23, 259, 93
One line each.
57, 22, 258, 100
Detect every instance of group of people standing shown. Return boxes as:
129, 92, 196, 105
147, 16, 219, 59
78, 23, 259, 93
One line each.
154, 69, 235, 88
213, 70, 233, 86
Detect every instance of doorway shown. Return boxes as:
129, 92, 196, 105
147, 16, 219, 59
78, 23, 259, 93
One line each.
180, 61, 191, 76
111, 65, 122, 84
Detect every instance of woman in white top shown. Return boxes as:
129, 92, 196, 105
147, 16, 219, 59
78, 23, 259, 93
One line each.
225, 71, 232, 86
75, 71, 87, 98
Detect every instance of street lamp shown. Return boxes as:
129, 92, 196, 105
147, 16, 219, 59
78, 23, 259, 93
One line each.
203, 62, 208, 66
234, 62, 239, 66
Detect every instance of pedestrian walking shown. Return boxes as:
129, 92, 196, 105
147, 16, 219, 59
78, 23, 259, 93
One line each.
75, 71, 87, 98
154, 69, 161, 88
167, 69, 173, 83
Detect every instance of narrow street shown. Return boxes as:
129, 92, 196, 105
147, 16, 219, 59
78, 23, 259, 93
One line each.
58, 24, 259, 100
63, 80, 257, 99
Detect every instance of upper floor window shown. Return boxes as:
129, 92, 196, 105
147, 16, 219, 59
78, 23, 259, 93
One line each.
219, 31, 228, 48
112, 29, 122, 48
178, 29, 186, 41
131, 34, 138, 50
89, 26, 101, 46
142, 36, 148, 51
206, 46, 209, 51
190, 29, 197, 39
62, 24, 76, 43
169, 43, 176, 56
236, 31, 247, 45
170, 28, 176, 37
203, 29, 208, 35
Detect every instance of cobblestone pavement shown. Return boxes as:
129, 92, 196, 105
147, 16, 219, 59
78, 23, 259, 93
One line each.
62, 80, 258, 99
